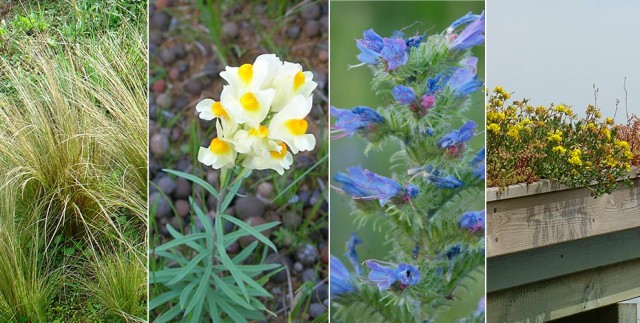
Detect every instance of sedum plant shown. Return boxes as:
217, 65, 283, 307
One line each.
150, 54, 318, 322
486, 86, 634, 196
330, 12, 485, 322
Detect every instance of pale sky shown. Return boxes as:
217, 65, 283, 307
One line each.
487, 0, 640, 123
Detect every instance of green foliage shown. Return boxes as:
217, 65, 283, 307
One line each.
150, 168, 282, 322
486, 86, 634, 197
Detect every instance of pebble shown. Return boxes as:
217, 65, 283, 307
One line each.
300, 4, 321, 20
318, 50, 328, 63
321, 246, 328, 263
313, 70, 327, 90
264, 253, 292, 284
156, 93, 172, 109
173, 95, 188, 111
309, 303, 326, 318
168, 67, 180, 81
173, 45, 186, 59
155, 0, 173, 9
224, 220, 235, 234
239, 216, 266, 247
178, 62, 189, 73
222, 21, 239, 39
319, 15, 328, 34
234, 196, 266, 219
174, 178, 192, 199
159, 48, 175, 64
299, 190, 312, 205
149, 159, 160, 176
152, 79, 166, 94
169, 216, 184, 229
304, 20, 321, 37
175, 199, 190, 218
286, 25, 301, 40
157, 176, 177, 195
150, 192, 172, 218
282, 211, 300, 229
302, 268, 317, 283
206, 194, 218, 211
149, 33, 163, 46
312, 283, 328, 303
150, 133, 169, 157
296, 244, 318, 266
256, 182, 274, 199
185, 79, 202, 95
295, 154, 315, 169
226, 241, 239, 254
293, 262, 304, 273
150, 12, 171, 32
206, 172, 219, 187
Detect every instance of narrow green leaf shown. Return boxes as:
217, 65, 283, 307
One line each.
150, 267, 204, 284
179, 280, 198, 310
231, 240, 258, 264
216, 296, 249, 323
154, 233, 208, 252
223, 222, 280, 247
206, 289, 219, 319
149, 290, 181, 310
166, 225, 204, 253
187, 266, 212, 320
220, 174, 244, 211
163, 168, 219, 198
221, 214, 278, 252
211, 273, 254, 310
154, 304, 182, 323
215, 211, 250, 302
168, 249, 209, 285
190, 196, 214, 240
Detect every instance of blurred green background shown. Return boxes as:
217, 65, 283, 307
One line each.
329, 1, 485, 321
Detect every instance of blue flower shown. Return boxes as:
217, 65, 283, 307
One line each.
381, 37, 408, 70
444, 57, 483, 97
405, 34, 425, 49
365, 260, 420, 290
445, 243, 463, 260
334, 166, 419, 206
471, 147, 485, 179
451, 11, 485, 50
330, 256, 356, 298
392, 85, 415, 105
447, 11, 483, 33
356, 29, 384, 65
331, 106, 384, 139
459, 210, 485, 232
426, 173, 464, 189
437, 121, 476, 149
426, 74, 443, 95
345, 233, 363, 275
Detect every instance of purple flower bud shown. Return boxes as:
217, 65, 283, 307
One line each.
420, 95, 436, 110
345, 233, 363, 275
392, 85, 415, 105
451, 11, 485, 50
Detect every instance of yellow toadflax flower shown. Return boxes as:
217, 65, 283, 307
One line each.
270, 62, 317, 112
243, 142, 293, 175
198, 121, 238, 169
268, 95, 316, 154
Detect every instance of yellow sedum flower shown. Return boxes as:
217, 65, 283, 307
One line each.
552, 145, 566, 154
488, 123, 500, 133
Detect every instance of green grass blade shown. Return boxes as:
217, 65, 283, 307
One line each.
272, 154, 328, 202
154, 303, 182, 323
163, 168, 219, 198
221, 214, 278, 252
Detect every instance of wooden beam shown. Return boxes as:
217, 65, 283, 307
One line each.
487, 177, 640, 257
552, 302, 638, 323
488, 228, 640, 292
487, 258, 640, 322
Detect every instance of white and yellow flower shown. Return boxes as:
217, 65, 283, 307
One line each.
232, 124, 274, 158
243, 141, 293, 175
270, 62, 317, 112
195, 98, 231, 121
219, 54, 282, 93
197, 121, 237, 169
221, 84, 275, 127
268, 94, 316, 154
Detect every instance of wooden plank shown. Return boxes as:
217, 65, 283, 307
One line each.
487, 228, 640, 292
487, 177, 640, 257
487, 258, 640, 322
552, 302, 638, 322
